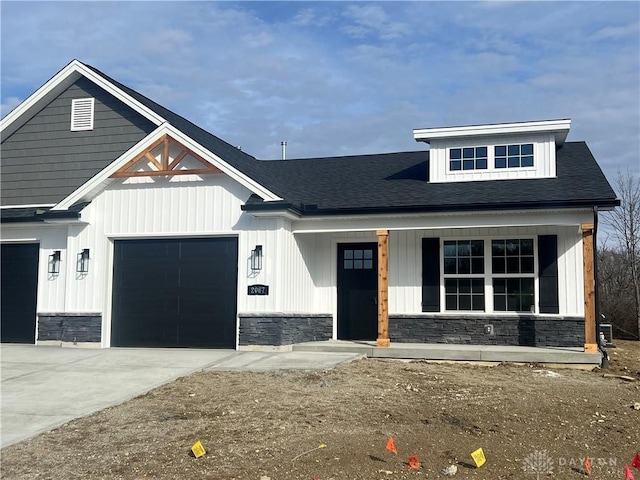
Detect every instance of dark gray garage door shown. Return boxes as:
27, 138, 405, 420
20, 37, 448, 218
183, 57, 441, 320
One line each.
111, 237, 238, 348
1, 243, 39, 343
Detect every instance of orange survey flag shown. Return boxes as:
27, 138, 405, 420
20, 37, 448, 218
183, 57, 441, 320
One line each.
408, 455, 420, 469
584, 456, 592, 476
632, 453, 640, 470
626, 465, 636, 480
386, 436, 397, 455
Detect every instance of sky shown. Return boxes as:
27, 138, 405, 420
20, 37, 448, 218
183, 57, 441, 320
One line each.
1, 1, 639, 188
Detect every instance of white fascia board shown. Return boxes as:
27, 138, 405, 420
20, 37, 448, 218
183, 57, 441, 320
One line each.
291, 208, 592, 234
1, 60, 164, 137
53, 124, 282, 210
244, 209, 300, 221
0, 204, 56, 209
160, 125, 282, 202
413, 119, 571, 145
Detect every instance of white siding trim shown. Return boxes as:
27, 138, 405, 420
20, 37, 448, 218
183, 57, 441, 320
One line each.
0, 204, 55, 209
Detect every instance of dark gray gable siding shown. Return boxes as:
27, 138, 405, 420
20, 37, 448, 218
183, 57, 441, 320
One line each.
1, 77, 157, 206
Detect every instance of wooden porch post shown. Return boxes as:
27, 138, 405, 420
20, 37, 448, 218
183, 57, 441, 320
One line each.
376, 230, 390, 347
582, 223, 597, 353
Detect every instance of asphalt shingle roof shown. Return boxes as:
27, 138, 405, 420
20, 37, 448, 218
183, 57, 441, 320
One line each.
246, 142, 618, 215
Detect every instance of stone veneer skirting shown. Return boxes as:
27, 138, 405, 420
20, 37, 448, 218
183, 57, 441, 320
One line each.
239, 313, 332, 346
38, 313, 102, 343
390, 314, 584, 347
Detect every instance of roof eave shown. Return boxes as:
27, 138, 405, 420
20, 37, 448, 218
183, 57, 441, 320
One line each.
265, 198, 619, 218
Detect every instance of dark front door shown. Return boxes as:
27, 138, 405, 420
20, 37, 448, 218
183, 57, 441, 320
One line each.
111, 237, 238, 348
337, 242, 378, 340
1, 243, 39, 343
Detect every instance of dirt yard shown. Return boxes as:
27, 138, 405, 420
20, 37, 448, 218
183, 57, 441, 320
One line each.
2, 341, 639, 480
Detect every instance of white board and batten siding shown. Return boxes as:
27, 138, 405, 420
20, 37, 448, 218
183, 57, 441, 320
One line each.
428, 133, 556, 183
296, 216, 590, 319
62, 174, 314, 346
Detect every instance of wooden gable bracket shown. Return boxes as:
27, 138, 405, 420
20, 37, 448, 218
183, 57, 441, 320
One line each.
110, 134, 222, 178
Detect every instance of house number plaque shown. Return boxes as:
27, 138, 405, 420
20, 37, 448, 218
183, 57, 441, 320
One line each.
248, 284, 269, 296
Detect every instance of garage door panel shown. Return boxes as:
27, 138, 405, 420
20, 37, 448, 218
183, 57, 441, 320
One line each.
117, 264, 180, 289
119, 242, 176, 259
114, 292, 179, 315
111, 238, 237, 348
1, 243, 38, 343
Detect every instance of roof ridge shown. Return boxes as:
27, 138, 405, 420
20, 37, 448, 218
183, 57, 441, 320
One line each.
263, 150, 426, 163
81, 62, 258, 162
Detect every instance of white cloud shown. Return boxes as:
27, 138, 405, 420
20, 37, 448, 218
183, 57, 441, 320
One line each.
590, 22, 640, 41
341, 4, 406, 40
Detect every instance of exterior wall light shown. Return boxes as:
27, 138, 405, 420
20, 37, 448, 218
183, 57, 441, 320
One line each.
250, 245, 263, 271
48, 250, 61, 274
77, 248, 90, 273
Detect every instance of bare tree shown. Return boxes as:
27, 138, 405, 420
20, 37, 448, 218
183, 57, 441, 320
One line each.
602, 170, 640, 338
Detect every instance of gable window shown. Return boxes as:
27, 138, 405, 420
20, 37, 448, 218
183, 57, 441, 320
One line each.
70, 98, 95, 131
491, 239, 535, 312
495, 143, 533, 169
443, 240, 485, 311
449, 147, 487, 171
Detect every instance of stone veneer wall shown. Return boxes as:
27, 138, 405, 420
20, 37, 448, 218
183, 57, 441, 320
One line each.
38, 313, 102, 343
239, 314, 332, 346
390, 314, 584, 347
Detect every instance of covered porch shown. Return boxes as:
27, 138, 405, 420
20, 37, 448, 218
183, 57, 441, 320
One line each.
290, 209, 599, 354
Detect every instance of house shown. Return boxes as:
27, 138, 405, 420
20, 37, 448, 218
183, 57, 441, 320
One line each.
0, 60, 619, 355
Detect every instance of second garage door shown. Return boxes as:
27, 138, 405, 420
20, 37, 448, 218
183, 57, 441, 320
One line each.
111, 237, 238, 348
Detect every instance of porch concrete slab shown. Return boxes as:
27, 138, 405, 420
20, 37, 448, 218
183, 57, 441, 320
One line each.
292, 341, 602, 365
0, 345, 360, 449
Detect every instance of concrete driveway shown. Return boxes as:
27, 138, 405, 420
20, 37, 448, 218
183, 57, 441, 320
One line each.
0, 345, 360, 448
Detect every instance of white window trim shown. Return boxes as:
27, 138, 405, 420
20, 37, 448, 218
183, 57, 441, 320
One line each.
440, 236, 539, 314
71, 97, 95, 131
446, 141, 538, 175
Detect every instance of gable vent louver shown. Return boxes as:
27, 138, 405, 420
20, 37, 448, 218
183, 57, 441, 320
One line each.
71, 98, 95, 131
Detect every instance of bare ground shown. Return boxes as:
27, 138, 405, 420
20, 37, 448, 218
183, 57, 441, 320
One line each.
2, 341, 639, 480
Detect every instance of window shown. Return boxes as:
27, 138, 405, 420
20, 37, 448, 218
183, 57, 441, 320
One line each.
71, 98, 95, 131
495, 143, 533, 169
445, 278, 485, 311
443, 240, 484, 311
343, 248, 373, 270
492, 239, 535, 312
449, 146, 488, 171
439, 238, 536, 313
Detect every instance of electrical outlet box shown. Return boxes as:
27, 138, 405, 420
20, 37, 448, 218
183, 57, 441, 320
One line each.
484, 324, 494, 335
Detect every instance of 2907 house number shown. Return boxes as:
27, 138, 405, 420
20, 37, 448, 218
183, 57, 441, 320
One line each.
248, 284, 269, 296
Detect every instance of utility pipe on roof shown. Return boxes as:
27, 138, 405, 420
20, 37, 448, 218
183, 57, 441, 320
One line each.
281, 141, 287, 160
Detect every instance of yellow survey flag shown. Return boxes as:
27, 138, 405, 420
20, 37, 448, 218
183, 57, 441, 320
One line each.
191, 440, 206, 458
471, 447, 486, 467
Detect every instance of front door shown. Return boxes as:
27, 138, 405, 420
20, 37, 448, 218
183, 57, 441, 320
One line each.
337, 243, 378, 340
